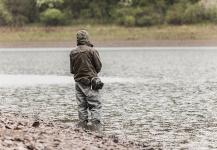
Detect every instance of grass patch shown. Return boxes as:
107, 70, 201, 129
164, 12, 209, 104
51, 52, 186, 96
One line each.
0, 24, 217, 42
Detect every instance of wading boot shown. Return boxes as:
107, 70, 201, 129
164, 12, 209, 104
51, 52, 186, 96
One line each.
89, 120, 102, 132
76, 121, 88, 130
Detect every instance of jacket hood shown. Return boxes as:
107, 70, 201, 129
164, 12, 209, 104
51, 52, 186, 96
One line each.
77, 30, 89, 45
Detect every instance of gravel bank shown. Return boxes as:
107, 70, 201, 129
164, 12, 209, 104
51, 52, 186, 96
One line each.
0, 113, 152, 150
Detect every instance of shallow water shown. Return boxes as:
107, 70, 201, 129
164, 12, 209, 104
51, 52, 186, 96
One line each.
0, 48, 217, 149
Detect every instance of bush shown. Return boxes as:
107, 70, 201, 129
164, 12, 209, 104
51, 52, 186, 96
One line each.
165, 2, 188, 25
2, 0, 38, 27
136, 16, 153, 26
0, 2, 12, 26
136, 11, 164, 26
113, 4, 165, 27
112, 7, 132, 25
37, 0, 64, 12
134, 5, 165, 26
183, 3, 217, 24
207, 8, 217, 23
183, 4, 201, 24
40, 8, 66, 26
165, 1, 217, 25
124, 15, 135, 27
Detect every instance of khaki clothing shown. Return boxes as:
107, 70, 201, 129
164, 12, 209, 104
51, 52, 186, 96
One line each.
70, 45, 102, 82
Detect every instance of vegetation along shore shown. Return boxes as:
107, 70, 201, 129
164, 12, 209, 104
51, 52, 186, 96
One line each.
1, 0, 217, 47
1, 0, 217, 27
1, 25, 217, 48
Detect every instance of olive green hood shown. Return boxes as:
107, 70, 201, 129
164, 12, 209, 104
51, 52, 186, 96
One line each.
77, 30, 89, 46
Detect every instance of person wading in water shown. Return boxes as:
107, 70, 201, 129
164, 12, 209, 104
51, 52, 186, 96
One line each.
70, 30, 103, 131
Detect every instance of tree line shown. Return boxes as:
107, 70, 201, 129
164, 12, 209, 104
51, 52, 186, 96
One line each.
0, 0, 217, 27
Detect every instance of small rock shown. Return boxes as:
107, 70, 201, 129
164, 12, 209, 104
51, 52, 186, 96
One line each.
95, 134, 103, 139
32, 121, 40, 128
5, 125, 12, 129
113, 137, 118, 143
54, 138, 61, 142
14, 138, 23, 142
27, 143, 35, 150
3, 139, 14, 146
18, 122, 26, 126
74, 128, 80, 132
52, 142, 59, 147
4, 136, 14, 141
14, 126, 22, 130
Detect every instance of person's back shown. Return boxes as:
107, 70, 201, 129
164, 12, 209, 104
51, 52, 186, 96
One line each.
70, 45, 101, 82
70, 30, 102, 131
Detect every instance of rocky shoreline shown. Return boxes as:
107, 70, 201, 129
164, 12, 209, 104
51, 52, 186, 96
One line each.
0, 113, 153, 150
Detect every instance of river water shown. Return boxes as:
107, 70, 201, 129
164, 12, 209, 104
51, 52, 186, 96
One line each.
0, 47, 217, 149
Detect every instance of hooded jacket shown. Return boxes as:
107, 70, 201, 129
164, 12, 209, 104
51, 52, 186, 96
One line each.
70, 30, 102, 82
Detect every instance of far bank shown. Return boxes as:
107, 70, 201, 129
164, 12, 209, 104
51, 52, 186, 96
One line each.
1, 25, 217, 48
1, 40, 217, 48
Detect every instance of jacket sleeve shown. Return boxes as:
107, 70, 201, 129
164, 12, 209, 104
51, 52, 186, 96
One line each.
69, 52, 75, 74
92, 50, 102, 73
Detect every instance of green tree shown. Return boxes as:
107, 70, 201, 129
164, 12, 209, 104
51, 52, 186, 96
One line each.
3, 0, 37, 27
0, 0, 214, 27
132, 0, 159, 7
0, 1, 12, 26
37, 0, 64, 12
64, 0, 119, 23
165, 1, 189, 24
40, 8, 66, 26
